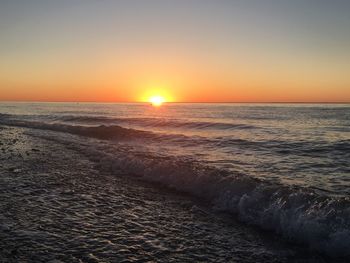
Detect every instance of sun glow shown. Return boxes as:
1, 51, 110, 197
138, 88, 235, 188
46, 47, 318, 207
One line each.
139, 84, 174, 105
149, 95, 165, 106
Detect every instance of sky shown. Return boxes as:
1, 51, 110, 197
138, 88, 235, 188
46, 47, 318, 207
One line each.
0, 0, 349, 102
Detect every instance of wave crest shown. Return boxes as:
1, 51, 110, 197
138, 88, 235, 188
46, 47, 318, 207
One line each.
101, 152, 350, 258
56, 115, 257, 130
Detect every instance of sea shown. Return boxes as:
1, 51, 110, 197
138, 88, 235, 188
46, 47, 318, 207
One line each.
0, 102, 349, 258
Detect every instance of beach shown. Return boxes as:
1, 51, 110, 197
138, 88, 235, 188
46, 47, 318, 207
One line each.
0, 124, 335, 263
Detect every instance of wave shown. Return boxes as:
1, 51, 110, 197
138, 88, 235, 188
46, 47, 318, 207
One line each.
0, 119, 152, 140
0, 115, 254, 147
23, 127, 350, 259
0, 117, 204, 149
1, 114, 349, 157
51, 115, 258, 130
79, 146, 350, 258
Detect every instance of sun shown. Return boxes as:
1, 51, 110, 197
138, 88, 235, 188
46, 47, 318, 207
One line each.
149, 95, 165, 106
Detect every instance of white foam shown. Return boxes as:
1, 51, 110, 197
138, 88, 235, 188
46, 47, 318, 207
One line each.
73, 142, 349, 258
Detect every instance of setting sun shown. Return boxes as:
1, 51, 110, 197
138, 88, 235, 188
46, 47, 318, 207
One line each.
139, 84, 174, 105
149, 95, 165, 106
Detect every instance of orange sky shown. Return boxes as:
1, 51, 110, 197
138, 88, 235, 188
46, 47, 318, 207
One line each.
0, 1, 349, 103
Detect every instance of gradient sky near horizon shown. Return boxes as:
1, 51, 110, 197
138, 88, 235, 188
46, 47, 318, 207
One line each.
0, 0, 349, 102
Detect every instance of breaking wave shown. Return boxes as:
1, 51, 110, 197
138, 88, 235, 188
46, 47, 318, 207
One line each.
49, 133, 350, 258
71, 141, 350, 258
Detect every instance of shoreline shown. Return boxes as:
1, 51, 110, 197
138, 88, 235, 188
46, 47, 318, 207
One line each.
0, 125, 345, 262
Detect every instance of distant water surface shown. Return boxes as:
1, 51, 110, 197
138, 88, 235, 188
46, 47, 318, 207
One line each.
1, 102, 349, 195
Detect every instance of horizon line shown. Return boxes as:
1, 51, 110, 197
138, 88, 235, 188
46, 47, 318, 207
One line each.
0, 100, 349, 104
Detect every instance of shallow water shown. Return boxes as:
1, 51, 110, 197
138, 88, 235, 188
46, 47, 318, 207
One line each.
0, 102, 349, 258
0, 126, 325, 263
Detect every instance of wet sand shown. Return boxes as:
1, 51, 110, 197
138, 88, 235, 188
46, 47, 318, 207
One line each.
0, 125, 336, 262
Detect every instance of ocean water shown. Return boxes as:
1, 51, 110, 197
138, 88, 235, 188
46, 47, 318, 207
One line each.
0, 102, 350, 257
